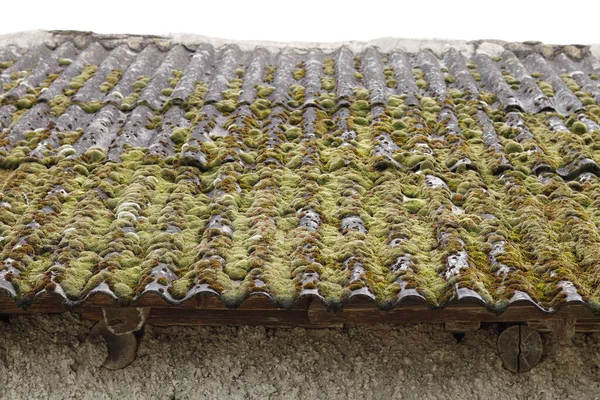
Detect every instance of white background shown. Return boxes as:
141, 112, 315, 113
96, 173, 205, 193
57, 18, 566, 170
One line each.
1, 0, 598, 45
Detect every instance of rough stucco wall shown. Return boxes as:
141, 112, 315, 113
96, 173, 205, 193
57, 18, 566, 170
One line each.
0, 313, 599, 399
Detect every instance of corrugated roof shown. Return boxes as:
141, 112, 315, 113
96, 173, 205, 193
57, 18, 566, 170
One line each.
1, 31, 600, 312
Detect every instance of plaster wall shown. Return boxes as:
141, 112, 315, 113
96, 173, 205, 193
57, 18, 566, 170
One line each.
0, 313, 598, 399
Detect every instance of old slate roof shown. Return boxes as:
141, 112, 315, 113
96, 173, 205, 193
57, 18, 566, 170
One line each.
1, 31, 600, 313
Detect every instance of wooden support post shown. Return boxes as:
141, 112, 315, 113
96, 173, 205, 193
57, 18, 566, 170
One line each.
90, 307, 150, 370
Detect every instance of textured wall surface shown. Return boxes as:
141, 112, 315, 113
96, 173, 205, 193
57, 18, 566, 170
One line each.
0, 313, 599, 399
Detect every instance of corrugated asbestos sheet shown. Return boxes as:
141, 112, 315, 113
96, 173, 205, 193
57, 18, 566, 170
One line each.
1, 32, 600, 312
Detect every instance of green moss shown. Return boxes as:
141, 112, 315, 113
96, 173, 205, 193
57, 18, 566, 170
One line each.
58, 58, 73, 66
387, 96, 403, 108
323, 58, 335, 75
240, 173, 260, 188
277, 216, 298, 231
66, 64, 98, 94
503, 74, 519, 85
420, 97, 437, 108
257, 85, 275, 98
114, 282, 133, 299
352, 117, 369, 126
99, 69, 123, 92
285, 127, 302, 140
293, 66, 306, 80
479, 92, 497, 104
416, 79, 427, 89
497, 124, 513, 138
354, 88, 370, 100
121, 148, 145, 162
222, 89, 241, 101
419, 159, 434, 171
161, 88, 174, 96
132, 80, 148, 90
169, 70, 184, 88
15, 98, 33, 110
320, 98, 335, 109
145, 116, 163, 130
390, 107, 404, 118
72, 164, 88, 176
82, 147, 106, 163
572, 121, 588, 134
239, 151, 255, 165
170, 128, 189, 144
23, 129, 42, 141
538, 81, 554, 97
403, 199, 426, 214
289, 84, 305, 101
321, 77, 336, 92
250, 99, 271, 119
505, 140, 523, 154
120, 96, 137, 110
350, 100, 370, 116
329, 157, 345, 172
49, 94, 72, 116
463, 129, 479, 140
58, 129, 84, 146
188, 81, 209, 108
582, 97, 595, 106
391, 120, 407, 130
216, 99, 237, 114
2, 152, 24, 169
262, 65, 276, 84
449, 89, 463, 99
2, 70, 27, 91
82, 101, 104, 113
286, 155, 303, 169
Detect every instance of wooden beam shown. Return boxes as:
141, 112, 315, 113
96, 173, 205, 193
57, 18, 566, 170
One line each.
445, 320, 481, 332
145, 308, 342, 328
3, 292, 600, 330
528, 319, 600, 333
308, 302, 599, 326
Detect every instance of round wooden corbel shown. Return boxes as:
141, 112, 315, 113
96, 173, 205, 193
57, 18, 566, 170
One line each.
497, 325, 543, 373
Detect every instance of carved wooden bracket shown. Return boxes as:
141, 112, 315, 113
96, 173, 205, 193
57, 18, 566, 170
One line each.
91, 307, 150, 370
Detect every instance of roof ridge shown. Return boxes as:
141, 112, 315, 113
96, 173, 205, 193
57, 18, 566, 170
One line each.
0, 30, 596, 60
